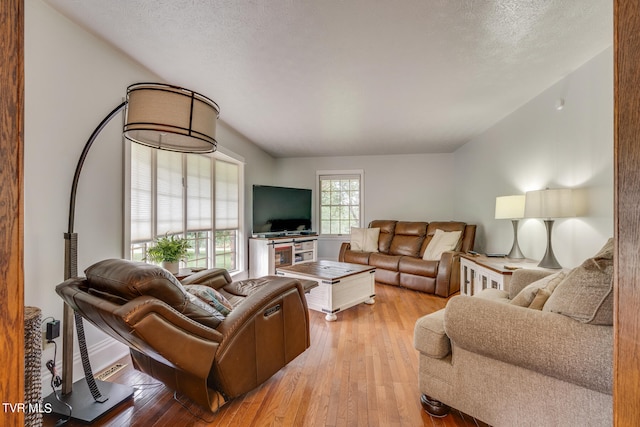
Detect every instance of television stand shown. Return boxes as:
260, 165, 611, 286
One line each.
249, 235, 318, 278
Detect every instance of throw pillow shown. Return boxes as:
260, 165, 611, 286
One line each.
422, 229, 462, 261
528, 288, 552, 310
184, 284, 233, 316
350, 227, 380, 252
510, 271, 566, 308
543, 238, 614, 325
185, 292, 226, 323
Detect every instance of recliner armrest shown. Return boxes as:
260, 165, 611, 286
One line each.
212, 276, 310, 398
444, 295, 613, 394
180, 267, 232, 289
216, 276, 307, 340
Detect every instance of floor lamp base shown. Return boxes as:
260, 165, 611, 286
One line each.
43, 379, 133, 423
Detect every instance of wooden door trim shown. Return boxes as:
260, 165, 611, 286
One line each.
614, 1, 640, 425
0, 0, 25, 425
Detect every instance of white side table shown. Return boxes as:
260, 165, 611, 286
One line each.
459, 254, 546, 296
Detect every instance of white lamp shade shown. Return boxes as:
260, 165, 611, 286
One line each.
524, 188, 575, 218
495, 195, 526, 219
124, 83, 220, 153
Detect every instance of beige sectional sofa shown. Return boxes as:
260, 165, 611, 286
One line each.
413, 239, 614, 426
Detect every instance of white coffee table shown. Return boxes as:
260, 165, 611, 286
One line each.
276, 260, 376, 321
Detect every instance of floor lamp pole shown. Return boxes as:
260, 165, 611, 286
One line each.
45, 101, 134, 423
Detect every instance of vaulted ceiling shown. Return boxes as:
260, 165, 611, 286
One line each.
45, 0, 612, 158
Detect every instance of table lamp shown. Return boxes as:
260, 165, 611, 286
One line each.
524, 188, 574, 269
495, 195, 526, 259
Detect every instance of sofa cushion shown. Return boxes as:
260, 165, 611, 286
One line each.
369, 220, 396, 254
422, 229, 462, 261
84, 258, 221, 328
544, 238, 614, 325
369, 253, 402, 271
475, 288, 510, 303
350, 227, 380, 252
510, 271, 566, 308
413, 309, 450, 358
389, 222, 427, 257
398, 256, 438, 277
508, 270, 557, 299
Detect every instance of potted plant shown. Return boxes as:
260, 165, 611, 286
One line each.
146, 234, 190, 274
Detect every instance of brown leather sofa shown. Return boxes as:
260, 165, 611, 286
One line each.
338, 220, 476, 297
56, 259, 311, 411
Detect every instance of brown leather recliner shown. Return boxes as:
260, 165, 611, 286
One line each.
56, 259, 311, 411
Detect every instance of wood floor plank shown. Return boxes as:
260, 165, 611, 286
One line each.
44, 284, 489, 427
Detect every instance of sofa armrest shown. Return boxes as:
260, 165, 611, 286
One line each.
338, 242, 351, 262
180, 267, 232, 289
414, 309, 450, 358
444, 295, 613, 394
434, 251, 461, 297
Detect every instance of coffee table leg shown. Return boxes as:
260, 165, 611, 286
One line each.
365, 297, 375, 304
325, 313, 337, 321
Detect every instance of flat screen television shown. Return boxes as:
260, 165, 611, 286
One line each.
252, 185, 312, 235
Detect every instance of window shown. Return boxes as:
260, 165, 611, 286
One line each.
317, 170, 363, 236
128, 143, 243, 272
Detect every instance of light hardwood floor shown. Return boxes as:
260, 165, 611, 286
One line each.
43, 284, 487, 427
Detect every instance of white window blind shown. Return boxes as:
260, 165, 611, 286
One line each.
130, 143, 153, 242
157, 150, 184, 235
215, 160, 239, 229
186, 154, 212, 231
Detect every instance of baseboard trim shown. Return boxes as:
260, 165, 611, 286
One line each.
41, 337, 129, 385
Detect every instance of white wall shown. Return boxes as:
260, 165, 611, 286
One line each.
273, 153, 456, 259
453, 47, 614, 267
273, 48, 613, 265
24, 0, 275, 379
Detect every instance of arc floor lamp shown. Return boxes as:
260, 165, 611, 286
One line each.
44, 83, 220, 423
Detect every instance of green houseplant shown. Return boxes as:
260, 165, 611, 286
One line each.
146, 234, 190, 274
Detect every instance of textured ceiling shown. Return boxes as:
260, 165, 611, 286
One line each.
45, 0, 612, 158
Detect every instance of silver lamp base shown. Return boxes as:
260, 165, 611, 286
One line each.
538, 219, 562, 269
507, 219, 524, 259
